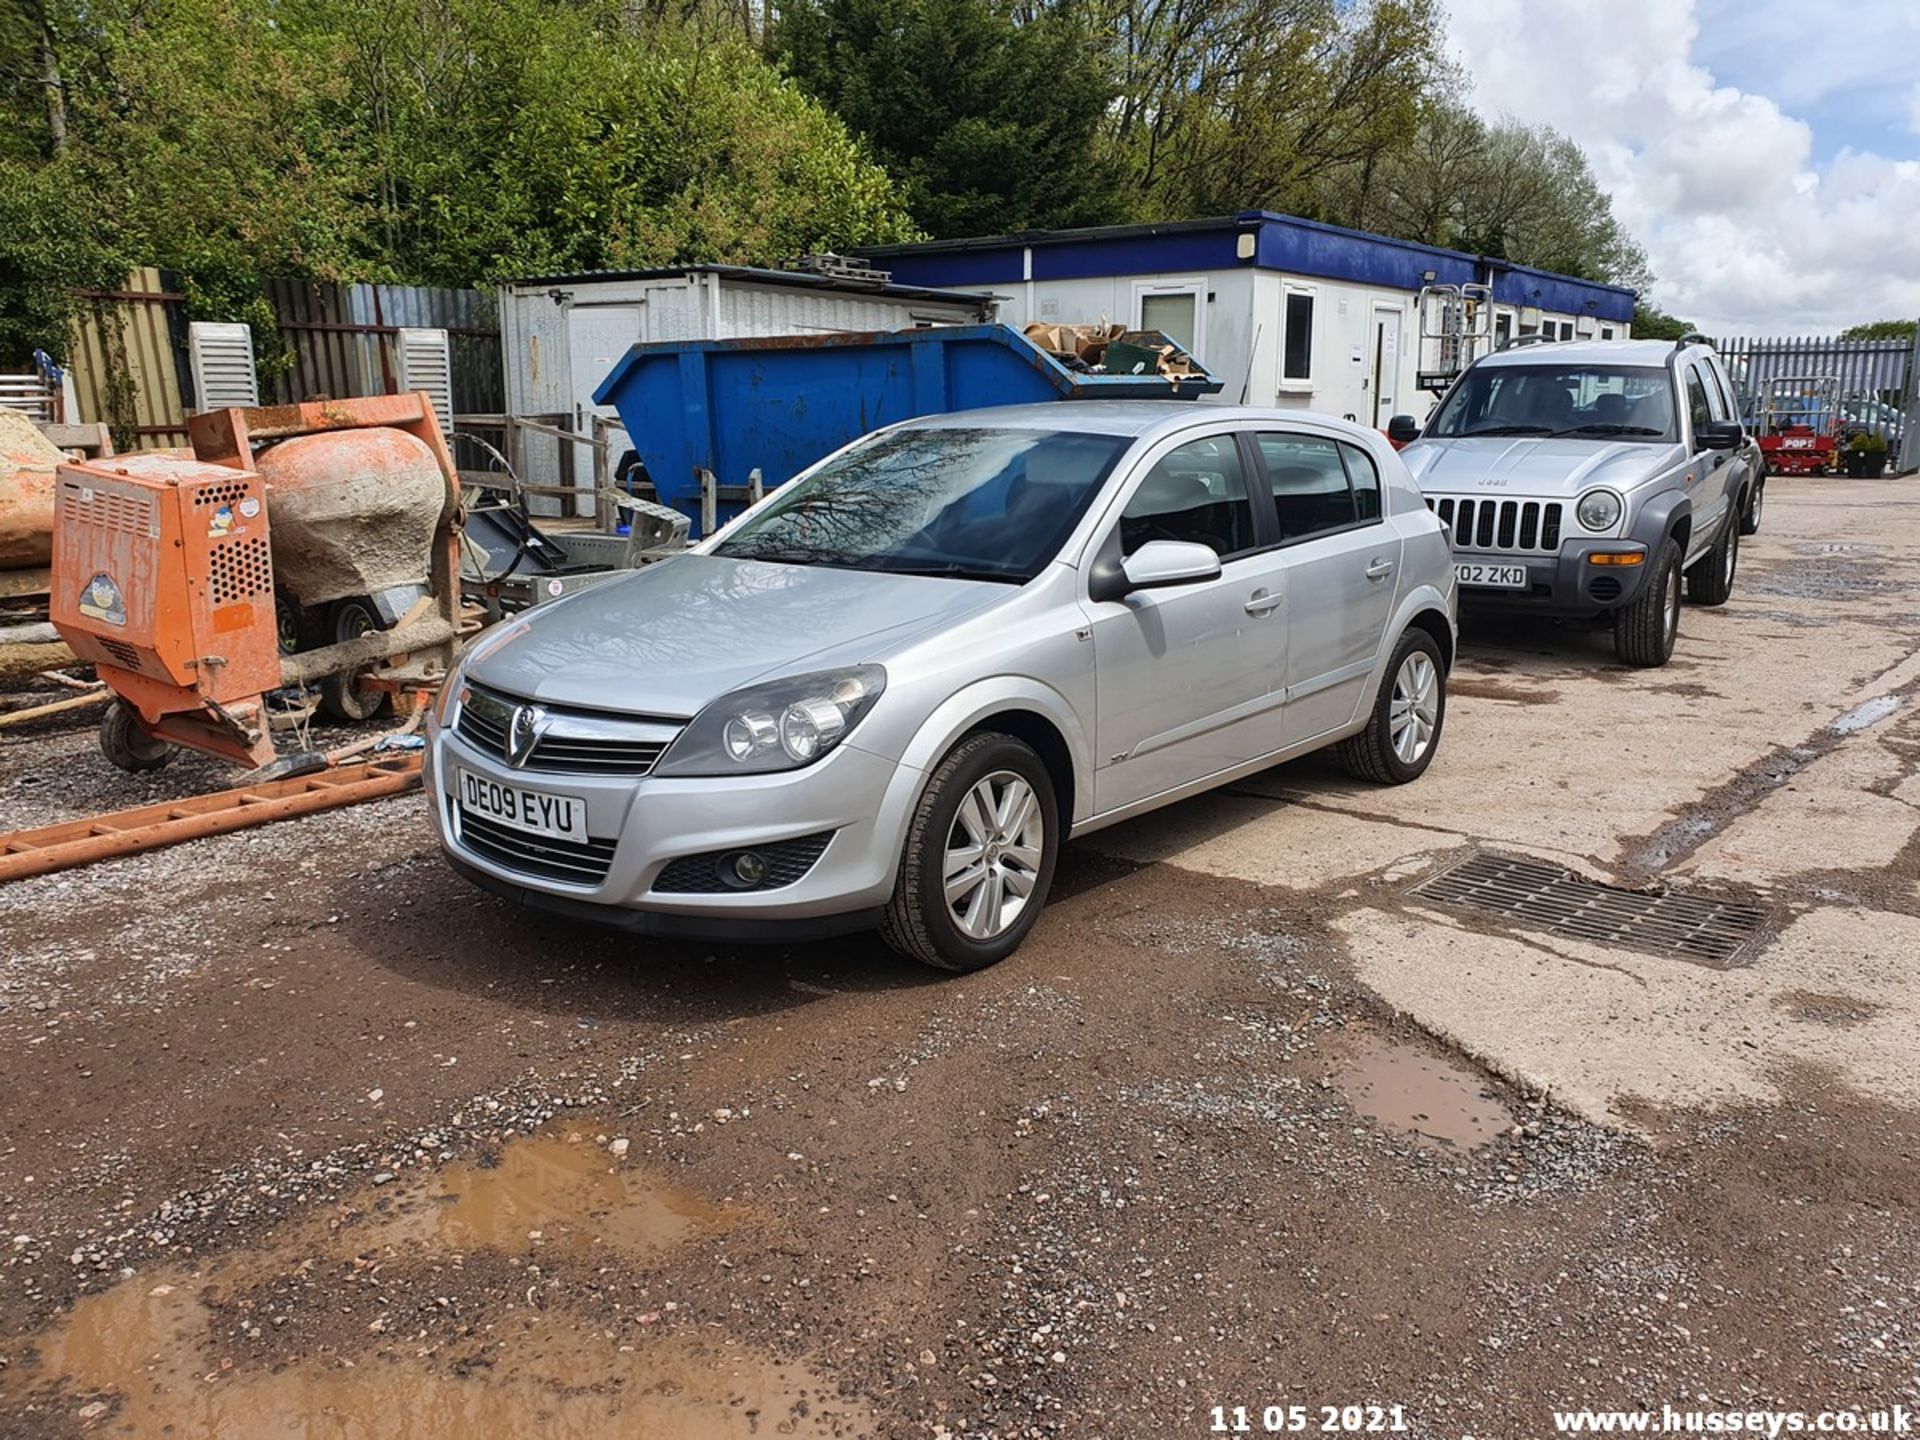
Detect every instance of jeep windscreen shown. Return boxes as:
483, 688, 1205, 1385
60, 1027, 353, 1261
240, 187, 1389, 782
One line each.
711, 426, 1133, 584
1429, 365, 1678, 442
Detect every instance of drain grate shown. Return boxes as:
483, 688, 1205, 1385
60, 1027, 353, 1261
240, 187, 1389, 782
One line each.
1410, 852, 1769, 966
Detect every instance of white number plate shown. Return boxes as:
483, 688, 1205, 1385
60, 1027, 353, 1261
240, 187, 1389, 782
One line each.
1456, 562, 1528, 589
458, 769, 587, 842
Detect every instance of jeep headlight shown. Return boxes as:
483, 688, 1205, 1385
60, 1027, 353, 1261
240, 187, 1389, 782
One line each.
1575, 489, 1623, 532
654, 666, 886, 777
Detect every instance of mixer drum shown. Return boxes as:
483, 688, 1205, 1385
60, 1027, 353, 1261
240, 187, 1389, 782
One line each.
0, 408, 62, 572
254, 426, 448, 607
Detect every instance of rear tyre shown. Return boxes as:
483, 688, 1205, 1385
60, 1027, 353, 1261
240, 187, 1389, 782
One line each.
880, 732, 1059, 973
1739, 475, 1765, 536
1686, 516, 1738, 606
99, 700, 172, 773
318, 597, 392, 723
1336, 627, 1446, 785
1614, 537, 1682, 667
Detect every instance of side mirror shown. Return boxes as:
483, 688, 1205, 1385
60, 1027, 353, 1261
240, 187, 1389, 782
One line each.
1386, 414, 1421, 447
1119, 539, 1222, 593
1700, 420, 1743, 451
1090, 539, 1222, 601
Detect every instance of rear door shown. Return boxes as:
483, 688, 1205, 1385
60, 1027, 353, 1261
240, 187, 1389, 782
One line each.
1683, 361, 1731, 554
1248, 432, 1401, 742
1085, 429, 1290, 813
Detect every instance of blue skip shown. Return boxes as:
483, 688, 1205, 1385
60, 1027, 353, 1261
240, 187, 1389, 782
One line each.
591, 323, 1220, 536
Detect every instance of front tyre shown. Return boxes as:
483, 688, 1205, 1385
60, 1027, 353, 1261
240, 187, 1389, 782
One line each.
1336, 628, 1446, 785
881, 732, 1059, 972
1614, 537, 1682, 667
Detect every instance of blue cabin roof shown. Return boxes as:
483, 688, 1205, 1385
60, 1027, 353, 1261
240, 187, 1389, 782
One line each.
861, 211, 1637, 325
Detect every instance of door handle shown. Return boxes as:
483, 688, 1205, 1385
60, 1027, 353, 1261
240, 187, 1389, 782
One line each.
1244, 590, 1283, 616
1365, 558, 1395, 579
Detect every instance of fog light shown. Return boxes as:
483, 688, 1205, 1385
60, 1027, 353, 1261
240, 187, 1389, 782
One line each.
729, 851, 768, 887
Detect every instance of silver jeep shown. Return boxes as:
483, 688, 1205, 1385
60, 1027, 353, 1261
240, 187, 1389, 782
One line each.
1390, 337, 1757, 667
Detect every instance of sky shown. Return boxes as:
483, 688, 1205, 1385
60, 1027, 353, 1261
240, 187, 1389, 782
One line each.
1447, 0, 1920, 335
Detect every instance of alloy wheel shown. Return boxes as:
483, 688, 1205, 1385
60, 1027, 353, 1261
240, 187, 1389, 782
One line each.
1389, 651, 1440, 765
943, 770, 1045, 940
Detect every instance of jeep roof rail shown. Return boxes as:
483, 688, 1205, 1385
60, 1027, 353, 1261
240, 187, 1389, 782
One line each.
1674, 331, 1713, 352
1498, 333, 1555, 351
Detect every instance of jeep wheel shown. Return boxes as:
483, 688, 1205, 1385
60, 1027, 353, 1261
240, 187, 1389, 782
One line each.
1614, 538, 1682, 667
1337, 627, 1447, 784
1739, 476, 1765, 536
1686, 516, 1738, 606
881, 732, 1060, 972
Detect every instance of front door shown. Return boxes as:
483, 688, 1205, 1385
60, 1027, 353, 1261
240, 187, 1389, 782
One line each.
1371, 307, 1402, 428
1248, 431, 1401, 742
1086, 431, 1288, 814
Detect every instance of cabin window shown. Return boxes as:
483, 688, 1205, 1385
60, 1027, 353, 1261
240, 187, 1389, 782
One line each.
1282, 288, 1316, 385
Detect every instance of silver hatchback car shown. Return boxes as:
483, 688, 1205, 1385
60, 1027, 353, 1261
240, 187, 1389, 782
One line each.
428, 402, 1457, 970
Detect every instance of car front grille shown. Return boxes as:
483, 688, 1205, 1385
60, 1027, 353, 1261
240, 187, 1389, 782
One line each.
1426, 497, 1564, 554
651, 832, 836, 895
452, 801, 619, 886
454, 683, 678, 776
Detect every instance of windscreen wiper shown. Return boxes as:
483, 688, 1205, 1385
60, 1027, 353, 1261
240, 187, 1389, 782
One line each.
1552, 424, 1667, 437
1463, 424, 1555, 436
874, 562, 1024, 584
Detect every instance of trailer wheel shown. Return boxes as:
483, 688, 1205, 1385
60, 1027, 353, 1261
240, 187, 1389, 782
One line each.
100, 701, 172, 773
318, 598, 392, 723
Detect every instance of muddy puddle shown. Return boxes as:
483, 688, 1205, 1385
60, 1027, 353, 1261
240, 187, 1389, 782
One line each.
9, 1130, 873, 1439
1332, 1030, 1509, 1153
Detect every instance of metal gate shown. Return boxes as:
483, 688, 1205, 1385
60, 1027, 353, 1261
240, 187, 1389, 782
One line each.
1712, 328, 1919, 472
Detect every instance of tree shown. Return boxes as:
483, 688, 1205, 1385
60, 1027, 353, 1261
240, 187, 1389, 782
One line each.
0, 0, 919, 362
1631, 303, 1695, 341
776, 0, 1128, 236
1332, 100, 1649, 290
1095, 0, 1447, 220
1839, 319, 1917, 341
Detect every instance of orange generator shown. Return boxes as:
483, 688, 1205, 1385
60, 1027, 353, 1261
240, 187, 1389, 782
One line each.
52, 395, 463, 776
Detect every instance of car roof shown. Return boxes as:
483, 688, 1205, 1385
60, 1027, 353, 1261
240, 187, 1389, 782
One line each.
898, 401, 1380, 443
1476, 339, 1697, 370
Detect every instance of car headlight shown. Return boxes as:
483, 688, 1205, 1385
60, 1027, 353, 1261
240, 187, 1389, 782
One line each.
653, 666, 887, 777
1575, 489, 1623, 532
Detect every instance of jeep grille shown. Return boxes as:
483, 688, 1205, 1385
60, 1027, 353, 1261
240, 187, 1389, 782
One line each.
1426, 497, 1564, 553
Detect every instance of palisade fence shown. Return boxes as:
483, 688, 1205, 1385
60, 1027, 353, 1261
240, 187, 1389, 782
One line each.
1711, 329, 1920, 471
64, 269, 505, 449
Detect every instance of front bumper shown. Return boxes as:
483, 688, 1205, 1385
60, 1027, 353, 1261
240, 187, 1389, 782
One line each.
427, 717, 921, 930
1453, 538, 1652, 614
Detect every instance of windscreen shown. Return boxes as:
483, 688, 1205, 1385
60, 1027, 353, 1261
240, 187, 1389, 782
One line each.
711, 426, 1132, 584
1428, 365, 1678, 441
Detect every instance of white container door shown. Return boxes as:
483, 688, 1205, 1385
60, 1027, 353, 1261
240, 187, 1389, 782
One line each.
1371, 306, 1402, 429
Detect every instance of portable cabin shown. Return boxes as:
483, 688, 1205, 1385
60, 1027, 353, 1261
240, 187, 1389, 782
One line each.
861, 212, 1637, 431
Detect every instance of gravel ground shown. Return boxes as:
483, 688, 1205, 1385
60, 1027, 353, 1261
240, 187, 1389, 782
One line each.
1, 475, 1917, 1438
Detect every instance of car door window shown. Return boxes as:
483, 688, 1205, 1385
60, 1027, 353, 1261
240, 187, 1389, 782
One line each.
1684, 366, 1714, 440
1338, 442, 1382, 523
1695, 361, 1731, 423
1118, 435, 1257, 558
1253, 433, 1365, 542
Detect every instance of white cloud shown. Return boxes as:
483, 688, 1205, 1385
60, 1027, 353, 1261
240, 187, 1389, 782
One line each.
1449, 0, 1920, 333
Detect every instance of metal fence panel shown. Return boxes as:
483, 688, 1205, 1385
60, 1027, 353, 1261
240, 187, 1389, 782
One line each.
1712, 331, 1914, 458
61, 274, 504, 449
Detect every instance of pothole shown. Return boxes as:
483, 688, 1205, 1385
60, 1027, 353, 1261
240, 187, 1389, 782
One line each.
1331, 1029, 1509, 1153
5, 1128, 871, 1440
367, 1132, 720, 1258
